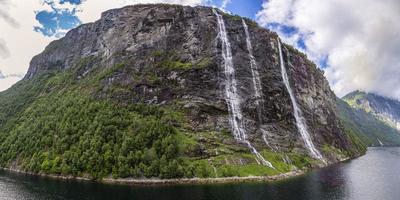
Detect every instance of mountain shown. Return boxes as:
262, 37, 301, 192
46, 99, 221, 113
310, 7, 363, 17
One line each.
0, 4, 364, 180
339, 91, 400, 146
344, 91, 400, 131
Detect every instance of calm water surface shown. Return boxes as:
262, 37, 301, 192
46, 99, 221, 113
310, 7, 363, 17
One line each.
1, 147, 399, 200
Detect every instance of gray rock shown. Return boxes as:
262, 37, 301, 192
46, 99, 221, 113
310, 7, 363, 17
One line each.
24, 4, 360, 162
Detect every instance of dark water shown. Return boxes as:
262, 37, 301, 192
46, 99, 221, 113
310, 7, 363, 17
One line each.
1, 147, 400, 200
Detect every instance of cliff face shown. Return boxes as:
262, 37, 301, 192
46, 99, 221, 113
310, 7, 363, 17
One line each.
0, 4, 363, 179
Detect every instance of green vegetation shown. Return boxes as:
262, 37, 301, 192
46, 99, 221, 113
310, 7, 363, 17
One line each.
337, 98, 400, 146
0, 6, 374, 182
205, 150, 316, 178
153, 51, 192, 71
0, 58, 187, 179
223, 13, 242, 21
0, 46, 367, 181
0, 90, 187, 179
343, 90, 400, 132
0, 56, 315, 180
243, 18, 259, 28
221, 12, 259, 28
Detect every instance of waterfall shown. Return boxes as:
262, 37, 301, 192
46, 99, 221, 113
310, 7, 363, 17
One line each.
377, 139, 384, 147
242, 19, 275, 151
213, 9, 274, 169
277, 39, 325, 163
242, 19, 264, 121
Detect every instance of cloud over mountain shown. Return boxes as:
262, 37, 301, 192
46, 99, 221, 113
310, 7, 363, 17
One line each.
257, 0, 400, 100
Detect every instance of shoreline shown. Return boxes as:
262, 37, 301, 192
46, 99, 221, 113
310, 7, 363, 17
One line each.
1, 167, 306, 186
102, 170, 306, 185
1, 154, 362, 186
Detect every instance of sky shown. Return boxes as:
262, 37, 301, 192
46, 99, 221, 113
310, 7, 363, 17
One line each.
0, 0, 399, 100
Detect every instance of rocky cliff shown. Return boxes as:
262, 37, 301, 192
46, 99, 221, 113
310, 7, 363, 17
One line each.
0, 4, 364, 179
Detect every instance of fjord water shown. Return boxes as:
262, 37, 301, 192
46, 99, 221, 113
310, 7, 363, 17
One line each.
1, 147, 400, 200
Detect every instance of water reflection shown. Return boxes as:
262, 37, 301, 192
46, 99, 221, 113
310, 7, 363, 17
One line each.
0, 147, 400, 200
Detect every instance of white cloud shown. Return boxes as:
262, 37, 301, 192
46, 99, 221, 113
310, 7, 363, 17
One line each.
0, 72, 22, 91
0, 1, 53, 84
257, 0, 400, 99
0, 77, 21, 91
0, 0, 19, 28
0, 70, 23, 79
0, 39, 10, 59
220, 0, 230, 10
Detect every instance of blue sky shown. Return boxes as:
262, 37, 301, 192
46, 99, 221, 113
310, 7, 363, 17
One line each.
34, 0, 82, 37
224, 0, 263, 19
33, 0, 265, 37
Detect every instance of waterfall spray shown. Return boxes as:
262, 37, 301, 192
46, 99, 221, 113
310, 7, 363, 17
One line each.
277, 38, 325, 163
377, 139, 384, 147
213, 9, 274, 168
242, 19, 275, 150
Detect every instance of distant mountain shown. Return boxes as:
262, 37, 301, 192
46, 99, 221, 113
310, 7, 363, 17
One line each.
344, 91, 400, 131
338, 91, 400, 146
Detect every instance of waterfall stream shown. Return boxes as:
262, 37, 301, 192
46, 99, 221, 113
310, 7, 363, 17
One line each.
277, 39, 325, 163
213, 9, 274, 168
242, 20, 275, 151
377, 139, 384, 146
242, 20, 264, 121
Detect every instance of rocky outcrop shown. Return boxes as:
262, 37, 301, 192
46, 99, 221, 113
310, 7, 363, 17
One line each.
24, 4, 360, 165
